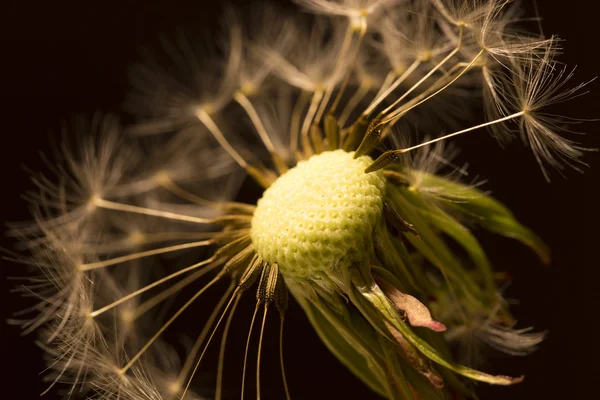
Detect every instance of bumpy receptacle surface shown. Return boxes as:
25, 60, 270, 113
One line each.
251, 150, 386, 279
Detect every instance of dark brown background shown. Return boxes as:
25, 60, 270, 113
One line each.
1, 1, 597, 399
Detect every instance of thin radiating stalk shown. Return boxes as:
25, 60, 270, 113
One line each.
380, 47, 460, 117
93, 198, 212, 224
216, 296, 242, 400
300, 90, 324, 149
279, 316, 291, 400
87, 232, 219, 254
374, 27, 464, 125
256, 306, 269, 400
175, 281, 236, 390
384, 50, 485, 124
234, 92, 278, 154
339, 80, 372, 127
241, 303, 261, 400
181, 288, 247, 399
290, 91, 311, 154
313, 20, 358, 124
328, 16, 368, 116
90, 258, 218, 317
80, 240, 212, 271
119, 274, 223, 374
363, 60, 421, 117
157, 174, 256, 214
195, 108, 249, 169
372, 71, 397, 102
234, 92, 288, 174
390, 61, 473, 116
401, 111, 525, 153
131, 266, 220, 321
256, 303, 269, 400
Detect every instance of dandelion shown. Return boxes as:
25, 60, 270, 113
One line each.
6, 0, 593, 399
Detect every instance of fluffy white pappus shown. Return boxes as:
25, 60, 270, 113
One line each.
388, 133, 481, 204
125, 22, 242, 136
445, 319, 546, 368
8, 115, 139, 242
10, 221, 167, 355
134, 340, 211, 400
295, 0, 399, 24
430, 285, 545, 368
91, 370, 164, 400
134, 129, 247, 212
377, 1, 453, 67
481, 60, 515, 144
36, 320, 106, 397
88, 341, 207, 400
431, 0, 510, 28
475, 322, 546, 357
39, 319, 140, 400
229, 3, 298, 97
431, 0, 558, 78
12, 236, 144, 398
458, 1, 556, 65
257, 15, 349, 92
7, 224, 103, 341
113, 128, 238, 199
31, 257, 205, 400
493, 45, 592, 180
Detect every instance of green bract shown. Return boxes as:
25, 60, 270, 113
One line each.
280, 159, 548, 399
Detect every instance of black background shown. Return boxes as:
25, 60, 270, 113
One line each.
1, 1, 598, 399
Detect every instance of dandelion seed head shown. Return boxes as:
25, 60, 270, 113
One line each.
251, 150, 386, 278
6, 0, 594, 398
